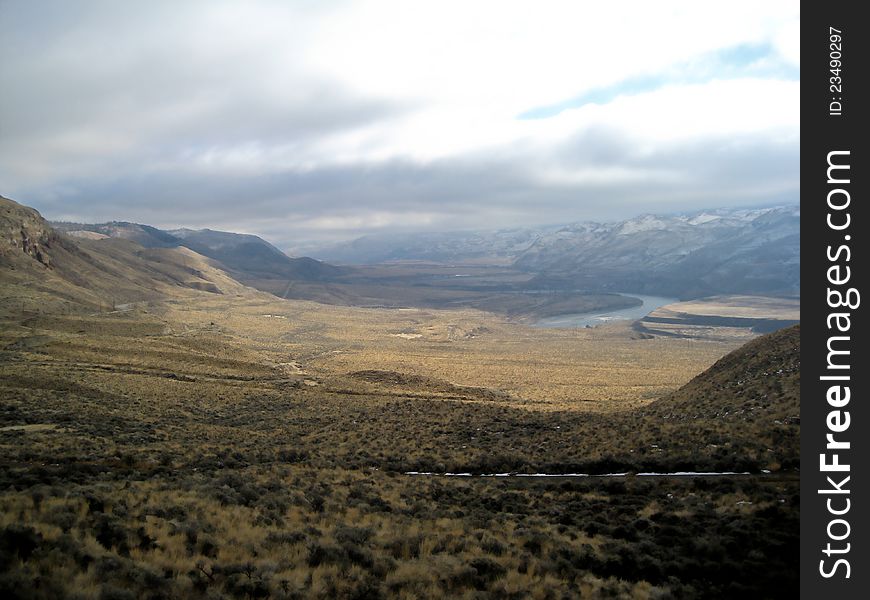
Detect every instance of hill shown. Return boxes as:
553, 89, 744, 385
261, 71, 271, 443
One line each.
2, 195, 78, 268
312, 228, 550, 265
1, 200, 799, 598
52, 219, 344, 289
1, 196, 250, 314
53, 221, 181, 248
608, 324, 801, 473
648, 323, 799, 423
168, 228, 344, 282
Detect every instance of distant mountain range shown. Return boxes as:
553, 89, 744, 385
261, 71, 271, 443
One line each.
51, 220, 344, 284
312, 227, 554, 265
312, 205, 800, 299
516, 206, 799, 298
3, 194, 799, 308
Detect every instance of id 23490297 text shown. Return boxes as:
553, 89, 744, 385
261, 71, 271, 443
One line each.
829, 27, 844, 116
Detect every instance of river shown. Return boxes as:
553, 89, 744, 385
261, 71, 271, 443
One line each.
533, 294, 678, 328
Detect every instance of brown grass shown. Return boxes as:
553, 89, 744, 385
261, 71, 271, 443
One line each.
0, 287, 797, 598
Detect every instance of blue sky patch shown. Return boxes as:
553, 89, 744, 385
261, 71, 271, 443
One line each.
518, 43, 799, 120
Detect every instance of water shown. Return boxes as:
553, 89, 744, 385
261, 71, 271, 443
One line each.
533, 294, 678, 328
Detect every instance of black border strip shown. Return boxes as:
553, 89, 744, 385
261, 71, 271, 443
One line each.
801, 3, 867, 597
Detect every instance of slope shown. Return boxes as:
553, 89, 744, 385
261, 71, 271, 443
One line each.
53, 218, 345, 288
168, 228, 344, 282
648, 324, 799, 423
1, 196, 251, 315
611, 324, 802, 472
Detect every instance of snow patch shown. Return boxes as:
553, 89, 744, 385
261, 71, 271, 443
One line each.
405, 471, 753, 478
687, 213, 721, 225
617, 215, 668, 235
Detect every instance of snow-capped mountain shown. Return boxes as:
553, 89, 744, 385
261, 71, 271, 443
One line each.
515, 206, 799, 298
311, 205, 799, 299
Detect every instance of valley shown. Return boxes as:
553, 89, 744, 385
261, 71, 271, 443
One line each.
0, 196, 799, 598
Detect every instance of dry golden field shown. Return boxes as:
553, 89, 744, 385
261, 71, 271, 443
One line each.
154, 292, 740, 413
650, 296, 800, 320
639, 295, 800, 340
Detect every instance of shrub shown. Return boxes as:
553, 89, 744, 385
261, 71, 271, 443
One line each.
468, 557, 507, 590
0, 525, 42, 565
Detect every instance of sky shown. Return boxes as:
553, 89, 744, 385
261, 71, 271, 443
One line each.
0, 0, 799, 253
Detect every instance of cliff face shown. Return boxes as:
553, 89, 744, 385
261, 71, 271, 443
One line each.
0, 196, 73, 267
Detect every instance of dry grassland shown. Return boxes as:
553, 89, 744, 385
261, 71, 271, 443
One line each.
156, 293, 740, 412
648, 296, 800, 320
0, 288, 798, 599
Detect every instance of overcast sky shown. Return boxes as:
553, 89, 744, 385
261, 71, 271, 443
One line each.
0, 0, 799, 252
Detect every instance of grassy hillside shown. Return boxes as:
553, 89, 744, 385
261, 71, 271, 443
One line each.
51, 217, 345, 289
625, 324, 801, 475
649, 324, 799, 423
1, 196, 257, 317
0, 309, 799, 599
169, 229, 345, 283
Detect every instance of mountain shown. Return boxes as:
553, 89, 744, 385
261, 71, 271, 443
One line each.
309, 205, 799, 299
53, 221, 181, 248
1, 196, 249, 313
312, 228, 552, 265
52, 220, 344, 286
515, 206, 800, 298
168, 228, 344, 281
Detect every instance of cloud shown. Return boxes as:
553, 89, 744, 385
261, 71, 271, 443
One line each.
33, 125, 798, 254
0, 0, 799, 249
